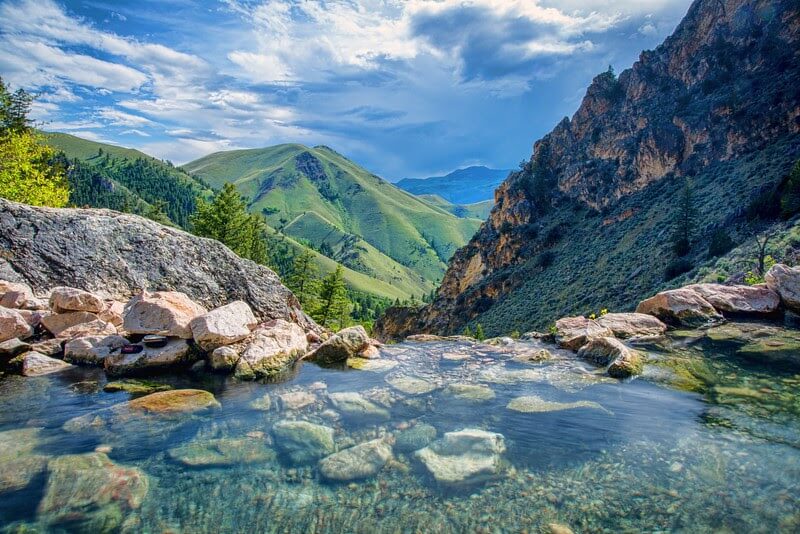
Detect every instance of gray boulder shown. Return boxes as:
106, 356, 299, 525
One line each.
319, 439, 393, 481
308, 326, 370, 364
272, 420, 335, 465
104, 338, 197, 377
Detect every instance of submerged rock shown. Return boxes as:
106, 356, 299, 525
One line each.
554, 316, 612, 350
123, 290, 207, 339
20, 351, 72, 376
386, 375, 437, 395
0, 427, 47, 494
346, 357, 399, 372
0, 306, 33, 342
126, 389, 220, 414
636, 288, 722, 326
272, 420, 335, 465
279, 390, 316, 410
596, 312, 667, 338
104, 338, 197, 377
234, 320, 308, 380
189, 300, 258, 351
444, 383, 496, 402
318, 439, 393, 481
38, 452, 148, 533
506, 395, 610, 414
328, 391, 390, 420
415, 429, 506, 487
308, 326, 370, 364
168, 437, 275, 467
394, 423, 437, 453
102, 379, 172, 395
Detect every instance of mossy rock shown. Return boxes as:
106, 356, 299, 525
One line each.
647, 353, 715, 393
126, 389, 220, 414
736, 337, 800, 367
705, 325, 749, 345
167, 438, 276, 467
103, 379, 173, 396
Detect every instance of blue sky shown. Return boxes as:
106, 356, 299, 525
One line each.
0, 0, 691, 180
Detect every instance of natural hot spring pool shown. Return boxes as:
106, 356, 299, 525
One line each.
1, 329, 799, 533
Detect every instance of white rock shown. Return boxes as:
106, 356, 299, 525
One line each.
64, 335, 128, 365
49, 287, 105, 314
0, 306, 34, 342
415, 429, 506, 487
21, 351, 73, 376
123, 291, 207, 339
104, 338, 195, 377
319, 439, 393, 481
234, 320, 308, 380
190, 300, 257, 351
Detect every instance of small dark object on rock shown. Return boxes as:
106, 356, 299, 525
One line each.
121, 344, 144, 354
142, 335, 168, 348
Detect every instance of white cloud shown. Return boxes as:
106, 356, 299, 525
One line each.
97, 108, 154, 126
120, 129, 150, 137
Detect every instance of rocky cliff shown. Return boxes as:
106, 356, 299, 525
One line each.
376, 0, 800, 340
0, 199, 317, 331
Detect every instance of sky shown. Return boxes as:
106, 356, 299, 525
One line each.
0, 0, 692, 180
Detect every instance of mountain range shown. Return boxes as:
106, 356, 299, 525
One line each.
376, 0, 800, 339
396, 166, 510, 204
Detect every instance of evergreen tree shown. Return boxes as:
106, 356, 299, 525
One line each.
144, 199, 172, 226
287, 249, 320, 309
463, 325, 473, 338
0, 78, 69, 207
781, 160, 800, 218
475, 323, 485, 341
314, 265, 350, 330
672, 178, 696, 256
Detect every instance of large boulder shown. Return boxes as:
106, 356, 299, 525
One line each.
766, 264, 800, 313
234, 320, 308, 380
20, 351, 73, 376
596, 313, 667, 338
685, 283, 781, 315
104, 338, 197, 377
636, 288, 723, 326
38, 452, 148, 533
0, 305, 33, 342
319, 439, 393, 481
123, 291, 206, 339
307, 326, 370, 364
126, 389, 220, 414
415, 429, 506, 487
0, 280, 34, 309
272, 420, 335, 465
0, 199, 317, 331
64, 335, 128, 365
577, 337, 645, 378
40, 311, 115, 339
190, 300, 258, 351
49, 286, 105, 314
554, 316, 612, 350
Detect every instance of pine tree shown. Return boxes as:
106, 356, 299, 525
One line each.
144, 199, 172, 225
672, 178, 696, 256
314, 265, 350, 330
781, 160, 800, 218
475, 324, 485, 341
463, 325, 473, 338
288, 249, 320, 309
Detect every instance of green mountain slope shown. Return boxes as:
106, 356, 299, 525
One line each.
418, 194, 493, 220
183, 144, 482, 290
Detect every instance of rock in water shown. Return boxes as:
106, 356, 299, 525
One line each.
38, 452, 148, 533
394, 423, 437, 453
190, 300, 258, 351
0, 306, 33, 342
0, 428, 47, 494
415, 429, 506, 487
386, 375, 437, 395
64, 335, 128, 365
125, 389, 220, 414
308, 326, 370, 363
506, 395, 610, 414
554, 316, 613, 350
49, 286, 106, 314
636, 288, 722, 326
123, 291, 206, 339
234, 320, 308, 380
272, 420, 335, 465
596, 313, 667, 338
766, 263, 800, 313
103, 338, 197, 377
577, 336, 645, 377
319, 439, 393, 481
20, 351, 73, 376
0, 199, 316, 330
444, 383, 496, 402
168, 438, 275, 467
328, 391, 390, 421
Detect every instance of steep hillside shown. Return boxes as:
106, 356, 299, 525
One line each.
45, 132, 211, 228
377, 0, 800, 339
417, 194, 494, 220
183, 144, 481, 289
397, 166, 511, 204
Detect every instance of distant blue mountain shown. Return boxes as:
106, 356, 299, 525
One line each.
396, 166, 511, 205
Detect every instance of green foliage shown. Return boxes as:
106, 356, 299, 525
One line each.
671, 178, 696, 256
462, 325, 473, 338
287, 249, 320, 309
0, 78, 69, 207
314, 265, 351, 330
191, 183, 269, 264
780, 160, 800, 218
744, 255, 776, 285
474, 324, 485, 341
707, 228, 735, 258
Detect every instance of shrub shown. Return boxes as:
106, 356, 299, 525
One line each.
664, 258, 693, 280
707, 228, 735, 258
536, 250, 555, 268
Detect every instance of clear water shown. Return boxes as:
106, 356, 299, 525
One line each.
1, 331, 799, 533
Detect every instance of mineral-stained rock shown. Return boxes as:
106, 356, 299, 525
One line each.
554, 316, 613, 350
29, 338, 64, 357
766, 264, 800, 313
685, 283, 781, 315
506, 395, 609, 414
0, 427, 47, 494
209, 345, 242, 372
190, 300, 258, 351
64, 335, 128, 365
123, 291, 206, 339
41, 311, 100, 337
49, 286, 106, 314
103, 338, 197, 377
607, 348, 645, 378
319, 439, 393, 481
21, 351, 72, 376
636, 288, 723, 326
0, 200, 317, 331
38, 452, 148, 533
272, 420, 335, 464
126, 389, 220, 414
328, 391, 390, 421
596, 313, 667, 339
102, 379, 172, 395
234, 320, 308, 380
577, 337, 644, 378
394, 423, 437, 453
168, 437, 275, 467
0, 337, 30, 360
308, 326, 370, 364
415, 429, 506, 487
0, 306, 33, 342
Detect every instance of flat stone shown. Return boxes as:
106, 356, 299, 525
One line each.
444, 383, 496, 402
0, 306, 33, 342
279, 390, 316, 410
189, 300, 258, 351
64, 335, 128, 365
272, 420, 335, 465
328, 391, 390, 420
319, 439, 393, 481
104, 338, 197, 377
167, 437, 275, 467
21, 351, 72, 376
123, 291, 207, 339
126, 389, 220, 414
686, 283, 781, 315
555, 316, 613, 350
636, 288, 723, 326
394, 423, 437, 453
415, 429, 506, 487
49, 286, 106, 314
506, 395, 610, 414
386, 375, 437, 395
596, 312, 667, 338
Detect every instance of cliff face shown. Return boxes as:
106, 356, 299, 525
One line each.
0, 199, 318, 332
376, 0, 800, 340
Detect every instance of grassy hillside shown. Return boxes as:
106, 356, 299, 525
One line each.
183, 144, 481, 289
418, 194, 493, 220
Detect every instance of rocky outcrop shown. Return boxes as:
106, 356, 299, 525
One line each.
190, 300, 257, 351
554, 316, 613, 350
0, 199, 316, 330
636, 288, 723, 326
765, 264, 800, 313
307, 326, 370, 364
233, 320, 308, 380
376, 0, 800, 338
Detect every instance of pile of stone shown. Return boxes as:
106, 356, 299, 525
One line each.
0, 281, 379, 380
